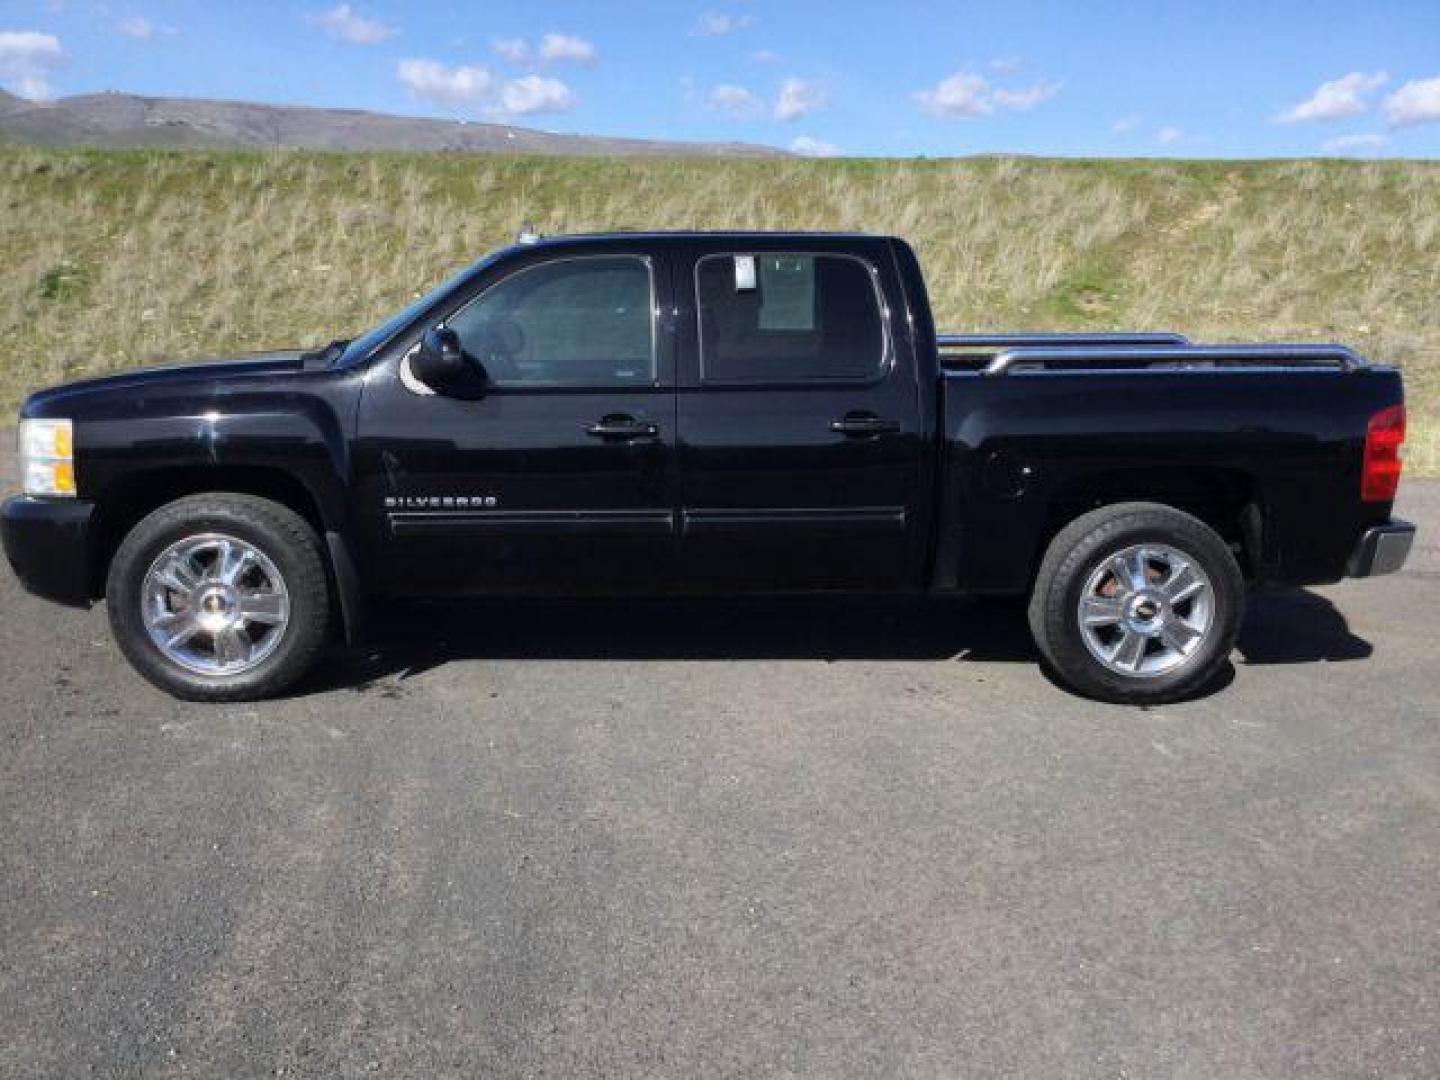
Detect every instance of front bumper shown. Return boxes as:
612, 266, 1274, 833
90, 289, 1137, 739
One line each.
1347, 519, 1416, 578
1, 496, 96, 606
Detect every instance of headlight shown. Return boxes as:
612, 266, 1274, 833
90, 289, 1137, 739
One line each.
19, 419, 76, 498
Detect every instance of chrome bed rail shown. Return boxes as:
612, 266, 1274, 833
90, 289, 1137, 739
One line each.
976, 343, 1366, 377
937, 332, 1191, 351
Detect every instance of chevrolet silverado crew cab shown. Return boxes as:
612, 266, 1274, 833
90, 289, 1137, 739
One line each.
2, 232, 1416, 704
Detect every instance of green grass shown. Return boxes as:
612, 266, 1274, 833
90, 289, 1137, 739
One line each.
3, 147, 1437, 472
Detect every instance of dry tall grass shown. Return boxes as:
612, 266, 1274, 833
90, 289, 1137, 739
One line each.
3, 149, 1437, 470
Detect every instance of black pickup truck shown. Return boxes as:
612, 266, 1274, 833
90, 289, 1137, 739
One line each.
2, 232, 1415, 703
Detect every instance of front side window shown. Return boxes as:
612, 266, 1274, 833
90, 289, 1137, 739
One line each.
696, 253, 887, 384
448, 256, 655, 387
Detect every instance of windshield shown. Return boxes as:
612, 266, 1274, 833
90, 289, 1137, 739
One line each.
337, 253, 502, 365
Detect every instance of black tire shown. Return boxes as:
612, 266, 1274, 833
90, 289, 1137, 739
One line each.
105, 493, 330, 702
1027, 502, 1244, 704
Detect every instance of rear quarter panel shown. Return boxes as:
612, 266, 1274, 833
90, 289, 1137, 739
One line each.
938, 366, 1405, 593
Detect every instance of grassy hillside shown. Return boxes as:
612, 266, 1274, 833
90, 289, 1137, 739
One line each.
3, 148, 1437, 471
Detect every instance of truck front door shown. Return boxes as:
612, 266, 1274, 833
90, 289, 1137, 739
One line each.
675, 243, 926, 593
353, 250, 678, 596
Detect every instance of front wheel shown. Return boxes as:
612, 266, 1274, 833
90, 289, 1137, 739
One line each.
106, 493, 331, 701
1028, 502, 1244, 704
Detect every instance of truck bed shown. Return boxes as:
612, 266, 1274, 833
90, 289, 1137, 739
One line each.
933, 339, 1402, 594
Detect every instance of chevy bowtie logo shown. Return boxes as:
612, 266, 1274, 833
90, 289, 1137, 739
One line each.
385, 495, 500, 510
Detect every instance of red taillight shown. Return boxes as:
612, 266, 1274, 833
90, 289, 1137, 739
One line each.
1362, 404, 1406, 502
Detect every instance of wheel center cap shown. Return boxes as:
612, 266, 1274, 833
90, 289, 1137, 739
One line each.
1125, 591, 1166, 633
196, 585, 237, 629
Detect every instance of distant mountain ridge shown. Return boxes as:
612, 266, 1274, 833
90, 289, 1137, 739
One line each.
0, 90, 787, 157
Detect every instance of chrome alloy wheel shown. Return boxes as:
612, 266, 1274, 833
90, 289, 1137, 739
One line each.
140, 533, 291, 676
1077, 543, 1215, 678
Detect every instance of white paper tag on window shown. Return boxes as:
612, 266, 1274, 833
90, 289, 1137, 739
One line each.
734, 254, 757, 291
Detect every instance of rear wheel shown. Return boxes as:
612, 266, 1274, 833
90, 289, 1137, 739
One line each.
106, 494, 330, 701
1028, 502, 1244, 704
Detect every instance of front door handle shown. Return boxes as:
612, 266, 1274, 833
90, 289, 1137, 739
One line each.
830, 414, 901, 437
586, 415, 659, 440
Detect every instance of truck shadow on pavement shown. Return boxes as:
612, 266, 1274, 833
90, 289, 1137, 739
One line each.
302, 587, 1372, 698
1234, 587, 1374, 664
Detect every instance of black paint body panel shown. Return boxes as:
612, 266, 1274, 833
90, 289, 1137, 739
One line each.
669, 236, 930, 593
20, 352, 362, 537
1, 496, 96, 605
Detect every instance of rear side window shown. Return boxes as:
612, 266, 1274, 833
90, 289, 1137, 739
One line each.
696, 253, 887, 384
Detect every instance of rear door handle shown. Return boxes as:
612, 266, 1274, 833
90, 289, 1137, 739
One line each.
830, 414, 901, 437
586, 415, 659, 440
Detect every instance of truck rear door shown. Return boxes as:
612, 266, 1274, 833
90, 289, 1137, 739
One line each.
674, 240, 925, 592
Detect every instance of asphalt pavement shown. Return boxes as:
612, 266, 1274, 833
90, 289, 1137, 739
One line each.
1, 443, 1436, 1078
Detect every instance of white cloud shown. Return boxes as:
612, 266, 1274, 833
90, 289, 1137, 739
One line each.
0, 30, 65, 99
915, 71, 992, 117
774, 77, 826, 121
309, 4, 397, 46
692, 12, 756, 37
708, 83, 764, 117
116, 16, 176, 40
790, 135, 838, 157
1277, 71, 1388, 123
915, 70, 1059, 118
397, 59, 494, 106
1112, 112, 1140, 134
397, 58, 577, 118
1384, 75, 1440, 128
1157, 125, 1184, 145
496, 73, 576, 116
988, 56, 1022, 74
492, 33, 596, 67
118, 16, 154, 39
750, 49, 779, 64
992, 81, 1060, 111
537, 32, 596, 65
492, 37, 529, 63
1322, 132, 1388, 153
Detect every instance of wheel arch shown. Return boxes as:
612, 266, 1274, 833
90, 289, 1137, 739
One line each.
1033, 466, 1263, 586
87, 466, 365, 643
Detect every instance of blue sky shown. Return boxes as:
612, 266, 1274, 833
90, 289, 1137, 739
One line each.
3, 0, 1439, 157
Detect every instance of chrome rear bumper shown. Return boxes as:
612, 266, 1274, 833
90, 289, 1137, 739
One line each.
1347, 519, 1416, 578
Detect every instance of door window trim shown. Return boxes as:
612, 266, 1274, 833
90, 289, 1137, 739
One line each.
693, 251, 893, 388
439, 253, 660, 391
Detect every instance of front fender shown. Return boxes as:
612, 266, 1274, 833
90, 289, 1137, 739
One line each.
62, 372, 363, 534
